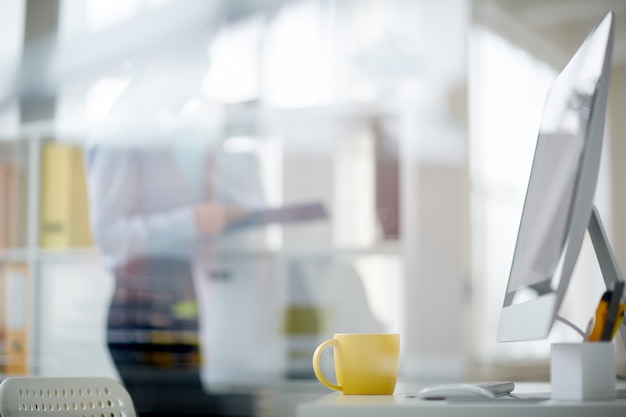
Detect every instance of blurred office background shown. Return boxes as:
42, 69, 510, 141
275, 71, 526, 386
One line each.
0, 0, 625, 416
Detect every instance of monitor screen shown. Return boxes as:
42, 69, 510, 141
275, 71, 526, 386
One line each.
497, 12, 614, 342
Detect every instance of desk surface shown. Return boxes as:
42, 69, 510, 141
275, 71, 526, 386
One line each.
297, 382, 626, 417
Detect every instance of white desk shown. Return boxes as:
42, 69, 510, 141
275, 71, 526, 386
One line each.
296, 382, 626, 417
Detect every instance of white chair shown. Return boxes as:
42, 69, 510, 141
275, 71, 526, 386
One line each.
0, 377, 136, 417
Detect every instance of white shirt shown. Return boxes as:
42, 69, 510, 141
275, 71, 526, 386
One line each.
85, 135, 265, 268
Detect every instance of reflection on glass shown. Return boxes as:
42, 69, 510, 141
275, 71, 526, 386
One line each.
0, 0, 470, 415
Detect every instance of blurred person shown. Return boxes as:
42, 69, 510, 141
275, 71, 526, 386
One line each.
85, 46, 263, 417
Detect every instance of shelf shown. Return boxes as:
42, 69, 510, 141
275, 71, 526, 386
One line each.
35, 248, 102, 263
0, 248, 29, 262
0, 247, 101, 263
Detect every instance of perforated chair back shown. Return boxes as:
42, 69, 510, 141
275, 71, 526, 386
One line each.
0, 377, 136, 417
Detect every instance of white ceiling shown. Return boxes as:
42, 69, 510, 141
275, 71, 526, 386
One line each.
474, 0, 626, 68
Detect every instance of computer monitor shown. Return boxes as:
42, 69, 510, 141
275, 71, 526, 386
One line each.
496, 11, 624, 344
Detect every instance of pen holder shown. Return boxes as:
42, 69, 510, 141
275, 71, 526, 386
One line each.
550, 342, 615, 401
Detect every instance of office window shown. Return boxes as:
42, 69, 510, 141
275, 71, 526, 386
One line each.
469, 25, 555, 362
86, 0, 175, 33
263, 0, 331, 108
204, 16, 262, 104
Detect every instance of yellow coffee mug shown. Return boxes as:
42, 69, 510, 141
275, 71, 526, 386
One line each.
312, 333, 400, 395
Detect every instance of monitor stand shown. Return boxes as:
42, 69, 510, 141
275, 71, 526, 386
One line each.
588, 205, 626, 347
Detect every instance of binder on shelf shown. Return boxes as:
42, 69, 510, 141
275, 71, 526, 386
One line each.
1, 262, 30, 375
0, 164, 27, 249
39, 142, 93, 249
0, 165, 10, 248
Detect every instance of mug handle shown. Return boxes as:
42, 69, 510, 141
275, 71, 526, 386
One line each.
312, 339, 342, 392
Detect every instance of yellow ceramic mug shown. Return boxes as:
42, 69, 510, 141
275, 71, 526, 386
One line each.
312, 333, 400, 395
